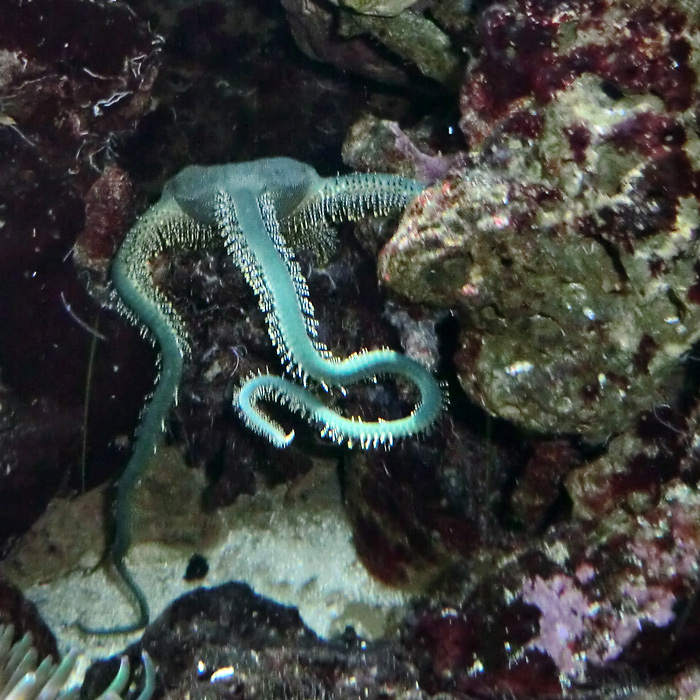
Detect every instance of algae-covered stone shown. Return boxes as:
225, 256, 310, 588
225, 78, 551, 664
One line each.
341, 10, 460, 85
331, 0, 419, 16
379, 70, 700, 440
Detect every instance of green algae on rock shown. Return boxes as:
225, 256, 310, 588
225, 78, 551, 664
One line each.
282, 0, 462, 87
340, 9, 460, 86
328, 0, 418, 16
379, 17, 700, 441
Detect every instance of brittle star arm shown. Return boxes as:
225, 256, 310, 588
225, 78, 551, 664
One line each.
213, 172, 444, 449
80, 197, 217, 634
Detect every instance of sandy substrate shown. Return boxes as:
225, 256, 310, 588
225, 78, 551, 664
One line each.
1, 447, 409, 683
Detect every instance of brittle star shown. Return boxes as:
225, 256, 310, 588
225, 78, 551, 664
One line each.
82, 157, 444, 634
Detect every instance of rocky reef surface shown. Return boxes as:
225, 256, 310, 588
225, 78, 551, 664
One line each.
362, 0, 700, 693
379, 0, 700, 442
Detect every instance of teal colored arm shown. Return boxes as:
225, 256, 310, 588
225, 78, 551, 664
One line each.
82, 198, 215, 634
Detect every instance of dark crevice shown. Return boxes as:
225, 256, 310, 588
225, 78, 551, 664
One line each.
591, 234, 630, 286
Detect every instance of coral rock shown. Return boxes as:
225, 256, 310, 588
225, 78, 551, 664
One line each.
379, 0, 700, 440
